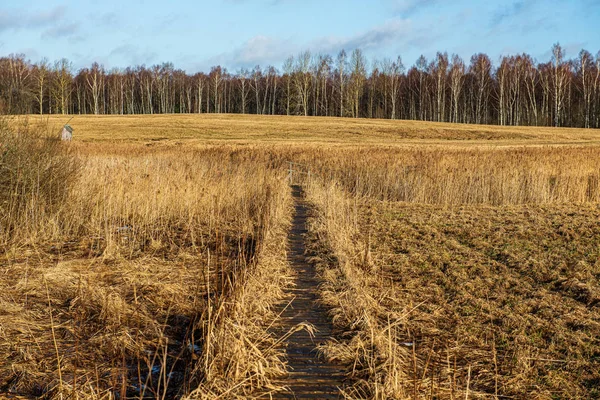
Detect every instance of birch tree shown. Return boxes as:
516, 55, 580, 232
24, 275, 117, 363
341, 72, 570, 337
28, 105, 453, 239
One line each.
33, 59, 48, 115
210, 66, 223, 113
53, 59, 72, 115
384, 56, 404, 119
349, 49, 367, 118
86, 62, 104, 115
523, 55, 539, 125
577, 50, 594, 128
449, 54, 465, 123
552, 43, 569, 127
283, 56, 293, 116
416, 55, 428, 120
470, 53, 492, 124
336, 50, 347, 117
238, 68, 249, 114
434, 52, 448, 122
294, 51, 312, 116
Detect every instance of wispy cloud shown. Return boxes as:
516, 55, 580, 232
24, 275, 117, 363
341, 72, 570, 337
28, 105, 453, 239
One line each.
195, 17, 423, 71
314, 18, 414, 53
43, 22, 79, 39
109, 44, 158, 67
487, 0, 557, 37
390, 0, 440, 16
491, 0, 536, 26
203, 35, 296, 70
98, 12, 119, 27
0, 6, 67, 33
28, 6, 67, 26
0, 5, 82, 41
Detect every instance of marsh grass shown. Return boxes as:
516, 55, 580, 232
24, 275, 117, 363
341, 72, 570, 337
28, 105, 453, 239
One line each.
304, 162, 600, 399
0, 135, 293, 398
0, 117, 79, 246
2, 114, 600, 399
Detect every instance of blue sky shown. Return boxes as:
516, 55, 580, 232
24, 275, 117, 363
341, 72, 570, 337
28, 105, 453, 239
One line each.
0, 0, 598, 72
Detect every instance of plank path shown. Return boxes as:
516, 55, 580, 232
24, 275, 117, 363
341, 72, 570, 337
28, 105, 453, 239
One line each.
271, 185, 346, 399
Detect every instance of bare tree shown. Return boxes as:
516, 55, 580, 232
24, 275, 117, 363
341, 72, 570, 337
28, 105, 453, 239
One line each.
384, 56, 404, 119
349, 49, 367, 118
552, 43, 569, 127
470, 53, 492, 124
210, 66, 223, 113
336, 50, 347, 117
313, 54, 331, 116
124, 67, 137, 114
434, 52, 449, 122
577, 50, 594, 128
270, 66, 279, 115
449, 54, 465, 123
523, 55, 539, 125
195, 73, 205, 113
86, 62, 104, 115
53, 58, 72, 115
33, 59, 48, 115
262, 66, 275, 115
238, 68, 249, 114
0, 46, 594, 127
250, 65, 262, 114
496, 57, 509, 125
4, 54, 33, 114
283, 56, 294, 116
415, 55, 428, 120
294, 51, 312, 116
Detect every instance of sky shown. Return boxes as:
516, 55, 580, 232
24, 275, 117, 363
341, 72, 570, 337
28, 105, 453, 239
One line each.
0, 0, 598, 73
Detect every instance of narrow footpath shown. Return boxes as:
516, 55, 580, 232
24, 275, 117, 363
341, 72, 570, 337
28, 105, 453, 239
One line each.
271, 185, 346, 399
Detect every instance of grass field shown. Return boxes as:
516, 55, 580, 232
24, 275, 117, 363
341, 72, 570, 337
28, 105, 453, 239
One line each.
1, 114, 600, 399
21, 114, 600, 146
306, 183, 600, 399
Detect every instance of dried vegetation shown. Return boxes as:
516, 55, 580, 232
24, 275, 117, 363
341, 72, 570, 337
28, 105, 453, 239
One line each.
1, 122, 294, 399
2, 114, 600, 399
304, 148, 600, 399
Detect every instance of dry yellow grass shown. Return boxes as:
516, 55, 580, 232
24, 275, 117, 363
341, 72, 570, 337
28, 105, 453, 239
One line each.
0, 134, 294, 398
304, 166, 600, 399
22, 113, 600, 146
2, 114, 600, 399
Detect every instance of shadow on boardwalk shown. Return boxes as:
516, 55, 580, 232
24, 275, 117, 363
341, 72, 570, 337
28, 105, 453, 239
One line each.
270, 185, 346, 399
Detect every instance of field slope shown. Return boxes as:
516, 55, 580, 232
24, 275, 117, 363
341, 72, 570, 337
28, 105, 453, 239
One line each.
22, 113, 600, 146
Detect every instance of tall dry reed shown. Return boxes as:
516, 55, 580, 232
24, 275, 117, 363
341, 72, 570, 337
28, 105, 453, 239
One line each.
303, 151, 600, 399
0, 145, 293, 399
290, 146, 600, 205
0, 117, 79, 246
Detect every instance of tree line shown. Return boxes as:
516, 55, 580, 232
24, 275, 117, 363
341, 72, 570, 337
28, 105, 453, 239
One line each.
1, 43, 599, 128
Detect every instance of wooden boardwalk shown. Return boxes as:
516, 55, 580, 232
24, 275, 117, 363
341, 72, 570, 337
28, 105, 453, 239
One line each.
270, 186, 346, 399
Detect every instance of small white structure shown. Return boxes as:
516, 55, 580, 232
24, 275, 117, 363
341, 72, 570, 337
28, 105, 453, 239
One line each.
61, 125, 73, 141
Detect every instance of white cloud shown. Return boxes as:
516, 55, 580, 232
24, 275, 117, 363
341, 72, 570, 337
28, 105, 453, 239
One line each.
235, 35, 295, 65
109, 45, 158, 67
314, 18, 413, 53
201, 35, 296, 70
0, 6, 67, 33
196, 17, 418, 71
